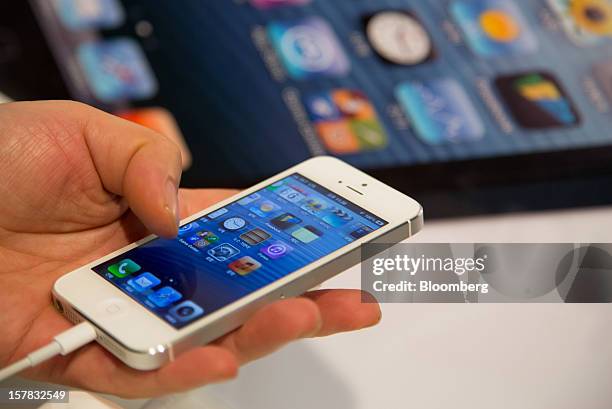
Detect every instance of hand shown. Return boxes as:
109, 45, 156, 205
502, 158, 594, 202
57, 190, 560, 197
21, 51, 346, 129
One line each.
0, 101, 381, 398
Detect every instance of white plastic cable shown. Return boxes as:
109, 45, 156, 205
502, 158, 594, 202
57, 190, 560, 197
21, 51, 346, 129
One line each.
0, 322, 97, 381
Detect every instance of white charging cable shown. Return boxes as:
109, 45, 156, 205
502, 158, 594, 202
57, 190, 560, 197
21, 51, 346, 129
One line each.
0, 322, 97, 381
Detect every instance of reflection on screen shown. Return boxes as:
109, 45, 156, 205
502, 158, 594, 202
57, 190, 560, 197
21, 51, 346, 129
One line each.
93, 174, 386, 328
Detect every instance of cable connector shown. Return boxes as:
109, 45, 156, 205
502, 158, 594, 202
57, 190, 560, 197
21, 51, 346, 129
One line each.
0, 322, 97, 381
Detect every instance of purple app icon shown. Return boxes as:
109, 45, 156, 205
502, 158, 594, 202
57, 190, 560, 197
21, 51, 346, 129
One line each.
260, 241, 294, 259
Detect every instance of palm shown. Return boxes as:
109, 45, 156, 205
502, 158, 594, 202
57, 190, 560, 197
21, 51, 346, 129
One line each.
0, 101, 380, 398
0, 186, 237, 395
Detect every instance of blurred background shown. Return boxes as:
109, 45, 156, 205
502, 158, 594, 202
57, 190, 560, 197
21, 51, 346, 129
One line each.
2, 1, 612, 408
4, 0, 612, 217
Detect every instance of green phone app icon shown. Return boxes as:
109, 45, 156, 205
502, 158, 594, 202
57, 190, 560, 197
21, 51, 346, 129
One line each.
108, 259, 141, 278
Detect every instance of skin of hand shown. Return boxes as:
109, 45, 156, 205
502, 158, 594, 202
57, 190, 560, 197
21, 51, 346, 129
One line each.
0, 101, 381, 398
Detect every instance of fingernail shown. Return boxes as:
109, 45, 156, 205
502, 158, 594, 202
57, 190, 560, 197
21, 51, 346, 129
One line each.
164, 178, 179, 226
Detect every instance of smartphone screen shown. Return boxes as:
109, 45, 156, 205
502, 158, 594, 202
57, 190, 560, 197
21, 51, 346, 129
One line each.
29, 0, 612, 188
92, 174, 387, 329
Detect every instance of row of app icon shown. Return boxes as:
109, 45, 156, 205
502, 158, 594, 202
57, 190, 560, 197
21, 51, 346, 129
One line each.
59, 0, 612, 103
54, 0, 604, 155
179, 204, 316, 276
177, 180, 373, 276
258, 4, 593, 150
269, 182, 378, 237
263, 4, 607, 80
180, 220, 295, 277
302, 69, 581, 151
252, 0, 612, 49
107, 259, 204, 322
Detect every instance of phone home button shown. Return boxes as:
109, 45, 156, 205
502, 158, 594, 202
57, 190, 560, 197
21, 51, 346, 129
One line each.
106, 304, 121, 314
97, 299, 128, 316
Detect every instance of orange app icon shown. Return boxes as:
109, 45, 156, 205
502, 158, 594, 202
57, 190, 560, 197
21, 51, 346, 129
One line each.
333, 89, 377, 120
117, 107, 192, 169
228, 256, 262, 276
315, 121, 361, 154
304, 89, 388, 155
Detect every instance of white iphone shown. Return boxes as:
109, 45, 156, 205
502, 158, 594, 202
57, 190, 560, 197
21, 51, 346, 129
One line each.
53, 157, 423, 370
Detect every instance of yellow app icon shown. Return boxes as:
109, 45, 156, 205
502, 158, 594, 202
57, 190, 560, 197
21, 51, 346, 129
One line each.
518, 81, 561, 100
547, 0, 612, 45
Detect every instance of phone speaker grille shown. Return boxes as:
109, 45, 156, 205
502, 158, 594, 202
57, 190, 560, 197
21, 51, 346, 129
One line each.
63, 307, 83, 325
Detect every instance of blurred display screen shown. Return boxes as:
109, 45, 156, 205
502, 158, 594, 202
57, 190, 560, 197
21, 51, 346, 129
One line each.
31, 0, 612, 185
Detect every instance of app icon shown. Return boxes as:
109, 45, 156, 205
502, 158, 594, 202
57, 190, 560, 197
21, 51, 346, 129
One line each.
208, 208, 228, 220
197, 230, 219, 243
208, 243, 241, 262
77, 38, 157, 103
301, 197, 331, 216
322, 207, 353, 227
238, 193, 262, 206
179, 221, 201, 235
364, 11, 435, 65
547, 0, 612, 46
350, 224, 374, 239
186, 235, 203, 245
268, 17, 350, 80
250, 0, 311, 9
271, 213, 303, 230
229, 256, 263, 276
240, 228, 272, 245
147, 286, 182, 308
451, 0, 538, 57
127, 272, 161, 292
220, 217, 248, 231
192, 240, 208, 249
278, 186, 306, 203
54, 0, 125, 31
304, 89, 388, 154
395, 78, 485, 144
117, 108, 192, 169
169, 301, 204, 322
495, 72, 580, 129
291, 226, 323, 243
189, 230, 219, 248
107, 259, 141, 278
261, 241, 294, 259
592, 60, 612, 102
250, 200, 281, 217
266, 180, 286, 192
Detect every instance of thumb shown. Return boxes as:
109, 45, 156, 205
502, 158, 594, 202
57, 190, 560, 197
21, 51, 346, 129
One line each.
79, 103, 182, 238
0, 101, 183, 238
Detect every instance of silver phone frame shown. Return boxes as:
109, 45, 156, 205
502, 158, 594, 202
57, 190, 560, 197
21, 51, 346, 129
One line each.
53, 157, 423, 370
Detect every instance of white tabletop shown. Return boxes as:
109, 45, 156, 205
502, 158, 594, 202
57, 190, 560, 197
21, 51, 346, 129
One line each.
202, 206, 612, 409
